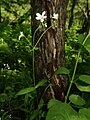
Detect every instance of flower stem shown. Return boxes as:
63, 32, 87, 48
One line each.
65, 33, 90, 103
32, 25, 52, 86
32, 24, 41, 86
33, 26, 52, 50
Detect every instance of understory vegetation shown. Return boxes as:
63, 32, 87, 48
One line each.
0, 0, 90, 120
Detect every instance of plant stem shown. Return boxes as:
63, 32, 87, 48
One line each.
32, 25, 52, 86
33, 26, 52, 50
65, 50, 81, 103
65, 33, 90, 103
32, 24, 41, 86
32, 25, 52, 111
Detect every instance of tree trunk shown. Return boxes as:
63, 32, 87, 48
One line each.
68, 0, 77, 29
31, 0, 68, 102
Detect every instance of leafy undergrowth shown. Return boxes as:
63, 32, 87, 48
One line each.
46, 99, 90, 120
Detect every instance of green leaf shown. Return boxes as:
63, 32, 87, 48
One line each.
75, 83, 90, 92
16, 87, 35, 96
84, 37, 90, 46
52, 67, 70, 77
79, 108, 90, 119
84, 45, 90, 53
78, 34, 86, 44
16, 80, 46, 96
69, 94, 86, 106
35, 80, 46, 89
78, 113, 88, 120
46, 99, 79, 120
79, 75, 90, 84
78, 34, 90, 48
48, 99, 61, 109
46, 99, 88, 120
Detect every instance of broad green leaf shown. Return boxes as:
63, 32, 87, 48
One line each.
79, 108, 90, 119
81, 36, 90, 52
78, 34, 86, 44
79, 75, 90, 84
46, 99, 88, 120
78, 113, 88, 120
83, 36, 90, 46
16, 80, 46, 96
75, 83, 90, 92
46, 99, 80, 120
52, 67, 70, 77
35, 80, 46, 89
48, 99, 62, 109
69, 94, 86, 106
84, 45, 90, 53
16, 87, 35, 96
78, 34, 90, 47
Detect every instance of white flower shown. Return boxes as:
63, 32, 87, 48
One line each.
3, 64, 10, 69
1, 109, 4, 111
52, 13, 58, 20
36, 11, 47, 22
19, 32, 24, 40
45, 23, 47, 27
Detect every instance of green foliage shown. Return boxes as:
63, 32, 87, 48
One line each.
79, 108, 90, 119
78, 34, 90, 53
0, 93, 7, 103
75, 82, 90, 92
16, 87, 36, 96
52, 67, 70, 77
69, 94, 86, 106
79, 75, 90, 84
46, 99, 88, 120
46, 31, 90, 119
16, 80, 46, 96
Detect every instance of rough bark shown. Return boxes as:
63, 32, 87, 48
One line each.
68, 0, 77, 29
31, 0, 68, 102
78, 0, 90, 34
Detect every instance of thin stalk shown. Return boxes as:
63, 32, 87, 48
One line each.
24, 36, 32, 47
32, 25, 52, 119
32, 24, 41, 86
65, 50, 81, 103
33, 26, 52, 50
65, 33, 90, 103
32, 25, 52, 86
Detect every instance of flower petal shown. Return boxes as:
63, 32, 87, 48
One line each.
20, 32, 23, 35
42, 11, 46, 16
43, 16, 47, 19
36, 13, 41, 19
52, 13, 58, 20
36, 11, 47, 22
36, 16, 40, 20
